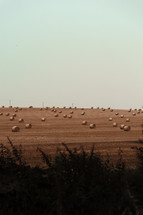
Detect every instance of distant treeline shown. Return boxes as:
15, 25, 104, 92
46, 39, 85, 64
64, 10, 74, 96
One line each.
0, 137, 143, 215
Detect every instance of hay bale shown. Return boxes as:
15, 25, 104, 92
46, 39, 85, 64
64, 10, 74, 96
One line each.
41, 117, 46, 121
54, 114, 59, 117
82, 120, 87, 125
126, 118, 130, 122
40, 108, 43, 111
59, 110, 62, 113
109, 117, 113, 121
120, 115, 124, 118
120, 124, 125, 129
51, 109, 54, 112
68, 115, 72, 118
81, 108, 84, 110
13, 114, 17, 117
124, 125, 131, 131
25, 123, 32, 129
102, 108, 105, 111
2, 106, 5, 108
81, 111, 85, 115
53, 109, 57, 113
132, 113, 136, 116
128, 109, 131, 112
137, 111, 140, 114
12, 126, 20, 132
63, 114, 67, 118
113, 122, 118, 127
91, 107, 94, 109
15, 109, 18, 112
110, 109, 113, 112
0, 113, 3, 116
19, 108, 22, 111
115, 112, 119, 115
29, 106, 33, 108
5, 113, 10, 116
19, 118, 24, 123
89, 123, 95, 129
70, 111, 73, 114
10, 116, 14, 121
9, 106, 12, 108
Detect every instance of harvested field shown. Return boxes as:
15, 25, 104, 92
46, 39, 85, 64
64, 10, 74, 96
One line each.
0, 107, 143, 167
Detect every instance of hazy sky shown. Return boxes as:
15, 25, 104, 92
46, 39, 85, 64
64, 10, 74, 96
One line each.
0, 0, 143, 109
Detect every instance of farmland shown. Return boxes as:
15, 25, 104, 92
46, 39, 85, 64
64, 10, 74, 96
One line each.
0, 106, 143, 167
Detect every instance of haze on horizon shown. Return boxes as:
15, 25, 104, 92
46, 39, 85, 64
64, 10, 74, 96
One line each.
0, 0, 143, 109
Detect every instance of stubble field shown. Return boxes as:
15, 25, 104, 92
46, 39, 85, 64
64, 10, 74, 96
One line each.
0, 106, 143, 167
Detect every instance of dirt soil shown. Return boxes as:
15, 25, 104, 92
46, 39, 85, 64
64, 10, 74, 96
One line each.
0, 107, 143, 168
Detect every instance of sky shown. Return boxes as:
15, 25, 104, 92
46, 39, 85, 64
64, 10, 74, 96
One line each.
0, 0, 143, 109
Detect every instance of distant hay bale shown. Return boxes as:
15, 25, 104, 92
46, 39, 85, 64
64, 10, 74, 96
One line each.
120, 124, 125, 129
25, 123, 32, 129
108, 107, 110, 109
82, 120, 87, 125
110, 109, 113, 112
10, 116, 14, 121
19, 108, 22, 111
2, 106, 5, 108
12, 126, 20, 132
0, 113, 3, 116
51, 109, 54, 112
63, 106, 66, 109
74, 107, 77, 109
19, 118, 24, 123
59, 110, 62, 113
5, 113, 10, 116
126, 118, 130, 122
137, 111, 140, 114
97, 107, 99, 109
69, 107, 72, 109
29, 106, 33, 108
54, 114, 59, 117
89, 123, 95, 129
115, 112, 119, 115
45, 107, 49, 110
70, 111, 73, 114
63, 114, 67, 118
102, 108, 105, 111
81, 111, 85, 115
53, 109, 57, 113
40, 108, 43, 111
13, 114, 17, 117
124, 125, 131, 131
132, 113, 136, 116
128, 109, 131, 112
109, 117, 113, 121
15, 109, 18, 112
81, 108, 84, 110
120, 115, 124, 118
41, 117, 46, 121
91, 107, 93, 109
113, 122, 118, 127
9, 106, 12, 108
68, 115, 72, 118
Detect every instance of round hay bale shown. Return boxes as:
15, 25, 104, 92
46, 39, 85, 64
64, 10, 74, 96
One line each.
12, 126, 20, 132
97, 107, 99, 109
53, 109, 57, 113
25, 123, 32, 129
89, 123, 95, 129
137, 111, 140, 114
63, 114, 67, 118
40, 108, 43, 111
63, 106, 66, 109
124, 125, 131, 131
110, 109, 113, 112
51, 109, 54, 112
54, 114, 59, 117
0, 113, 3, 116
109, 117, 113, 121
81, 108, 84, 110
9, 106, 12, 108
120, 115, 124, 118
19, 108, 22, 111
91, 107, 94, 109
128, 109, 131, 112
59, 110, 62, 113
13, 114, 17, 117
41, 117, 46, 121
132, 113, 136, 116
5, 113, 10, 116
2, 106, 5, 108
81, 111, 85, 115
29, 106, 33, 108
115, 112, 119, 115
19, 118, 24, 123
120, 124, 125, 129
82, 120, 87, 125
113, 122, 118, 127
68, 115, 72, 118
10, 116, 14, 121
15, 109, 18, 112
69, 107, 72, 109
108, 107, 110, 110
126, 118, 130, 122
70, 111, 73, 114
102, 108, 105, 111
